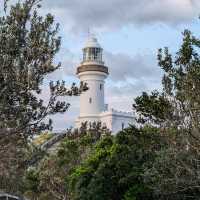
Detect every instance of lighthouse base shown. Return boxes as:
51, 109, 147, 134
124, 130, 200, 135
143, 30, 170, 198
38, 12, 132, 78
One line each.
75, 108, 134, 134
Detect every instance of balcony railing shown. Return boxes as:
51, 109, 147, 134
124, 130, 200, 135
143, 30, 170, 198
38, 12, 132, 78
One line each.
77, 64, 109, 74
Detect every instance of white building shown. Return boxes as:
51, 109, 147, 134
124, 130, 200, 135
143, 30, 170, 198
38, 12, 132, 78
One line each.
75, 36, 134, 133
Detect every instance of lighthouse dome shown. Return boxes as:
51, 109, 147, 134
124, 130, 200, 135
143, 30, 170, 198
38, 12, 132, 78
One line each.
84, 36, 101, 49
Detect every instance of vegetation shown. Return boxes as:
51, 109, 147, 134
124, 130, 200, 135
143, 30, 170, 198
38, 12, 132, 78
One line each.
1, 0, 200, 200
141, 29, 200, 199
23, 125, 111, 200
0, 0, 86, 195
132, 28, 200, 199
69, 126, 163, 200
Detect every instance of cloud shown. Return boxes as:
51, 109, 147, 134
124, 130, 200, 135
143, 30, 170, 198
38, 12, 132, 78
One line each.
104, 51, 161, 82
41, 0, 200, 32
3, 0, 199, 32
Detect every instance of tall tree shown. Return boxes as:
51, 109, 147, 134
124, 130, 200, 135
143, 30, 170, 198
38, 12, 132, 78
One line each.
0, 0, 86, 195
134, 30, 200, 138
134, 28, 200, 199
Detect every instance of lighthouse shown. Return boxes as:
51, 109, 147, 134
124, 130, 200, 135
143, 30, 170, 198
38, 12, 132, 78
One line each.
75, 36, 134, 133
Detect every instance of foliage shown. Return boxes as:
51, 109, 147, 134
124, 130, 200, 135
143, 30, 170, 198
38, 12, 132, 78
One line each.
133, 90, 172, 126
23, 126, 109, 200
0, 0, 86, 194
69, 126, 163, 200
134, 27, 200, 199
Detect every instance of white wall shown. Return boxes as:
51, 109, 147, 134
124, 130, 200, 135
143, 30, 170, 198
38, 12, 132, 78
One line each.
100, 111, 134, 134
111, 115, 134, 134
78, 71, 107, 117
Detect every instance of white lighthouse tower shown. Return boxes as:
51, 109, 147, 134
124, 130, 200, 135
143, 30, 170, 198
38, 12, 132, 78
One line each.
76, 36, 108, 123
75, 36, 134, 133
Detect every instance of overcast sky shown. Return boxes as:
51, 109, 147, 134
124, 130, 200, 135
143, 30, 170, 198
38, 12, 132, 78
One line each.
3, 0, 200, 131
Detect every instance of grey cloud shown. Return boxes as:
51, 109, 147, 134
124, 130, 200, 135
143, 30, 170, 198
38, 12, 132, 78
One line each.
107, 81, 149, 98
45, 58, 76, 80
104, 51, 162, 82
3, 0, 199, 31
41, 0, 200, 31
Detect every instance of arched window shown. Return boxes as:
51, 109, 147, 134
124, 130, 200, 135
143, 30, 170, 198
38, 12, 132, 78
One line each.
89, 98, 92, 104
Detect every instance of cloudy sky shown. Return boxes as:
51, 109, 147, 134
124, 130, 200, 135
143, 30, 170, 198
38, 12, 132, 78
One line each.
4, 0, 200, 131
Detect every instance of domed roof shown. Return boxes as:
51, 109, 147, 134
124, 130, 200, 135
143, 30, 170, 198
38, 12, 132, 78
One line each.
84, 36, 101, 49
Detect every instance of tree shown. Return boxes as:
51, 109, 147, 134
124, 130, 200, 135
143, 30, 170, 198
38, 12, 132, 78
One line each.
134, 28, 200, 199
134, 30, 200, 137
0, 0, 86, 195
69, 126, 163, 200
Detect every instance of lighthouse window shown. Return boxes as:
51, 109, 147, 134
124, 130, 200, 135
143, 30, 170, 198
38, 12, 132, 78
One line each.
95, 48, 101, 60
88, 48, 95, 60
83, 50, 86, 61
100, 84, 103, 90
95, 48, 99, 60
122, 122, 125, 130
89, 98, 92, 104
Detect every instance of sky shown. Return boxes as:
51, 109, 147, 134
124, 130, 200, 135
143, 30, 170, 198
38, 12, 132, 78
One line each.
3, 0, 200, 131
